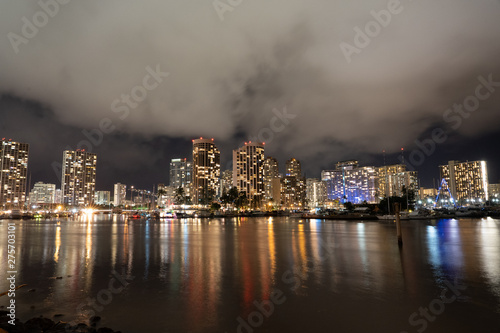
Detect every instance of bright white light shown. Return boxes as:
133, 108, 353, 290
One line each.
83, 208, 94, 215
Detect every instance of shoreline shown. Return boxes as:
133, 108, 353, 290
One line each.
0, 311, 121, 333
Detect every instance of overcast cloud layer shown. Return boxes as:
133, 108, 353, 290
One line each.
1, 0, 500, 186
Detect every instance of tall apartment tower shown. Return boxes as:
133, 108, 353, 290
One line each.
114, 183, 127, 206
281, 157, 306, 208
233, 142, 265, 202
220, 169, 233, 194
439, 160, 489, 204
192, 138, 220, 204
61, 150, 97, 206
285, 158, 301, 178
376, 164, 406, 199
262, 157, 279, 202
169, 158, 193, 198
0, 139, 29, 208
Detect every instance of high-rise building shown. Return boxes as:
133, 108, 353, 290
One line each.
113, 183, 127, 206
233, 142, 265, 204
376, 164, 406, 199
322, 161, 377, 204
220, 169, 233, 194
388, 171, 419, 197
285, 158, 301, 178
439, 160, 489, 204
489, 183, 500, 200
61, 150, 97, 206
94, 191, 110, 205
419, 187, 437, 199
281, 176, 306, 209
262, 157, 280, 202
280, 157, 306, 208
54, 189, 62, 204
169, 158, 193, 198
0, 139, 29, 209
29, 182, 56, 205
192, 138, 220, 204
306, 178, 326, 208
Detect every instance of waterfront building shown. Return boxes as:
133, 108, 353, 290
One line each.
387, 171, 419, 197
54, 189, 63, 204
489, 183, 500, 199
439, 160, 489, 204
192, 138, 220, 204
306, 178, 327, 208
220, 169, 233, 194
279, 157, 306, 209
233, 142, 265, 206
262, 157, 280, 202
419, 187, 437, 199
169, 158, 193, 198
322, 160, 377, 204
61, 150, 97, 206
29, 182, 56, 205
113, 183, 127, 206
376, 164, 406, 199
0, 139, 29, 209
94, 191, 110, 205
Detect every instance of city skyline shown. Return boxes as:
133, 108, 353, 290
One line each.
1, 1, 499, 191
1, 135, 499, 196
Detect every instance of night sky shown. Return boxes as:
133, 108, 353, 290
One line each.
1, 1, 499, 191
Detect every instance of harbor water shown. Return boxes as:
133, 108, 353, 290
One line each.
1, 216, 500, 332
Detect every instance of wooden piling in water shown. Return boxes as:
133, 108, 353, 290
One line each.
395, 203, 403, 247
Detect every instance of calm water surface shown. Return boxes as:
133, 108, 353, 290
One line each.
1, 216, 500, 333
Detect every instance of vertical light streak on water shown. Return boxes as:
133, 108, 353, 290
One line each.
479, 218, 500, 302
110, 216, 118, 268
144, 220, 150, 280
54, 224, 61, 263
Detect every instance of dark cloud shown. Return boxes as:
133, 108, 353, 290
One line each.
1, 0, 499, 188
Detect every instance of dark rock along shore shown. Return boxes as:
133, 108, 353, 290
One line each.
0, 311, 121, 333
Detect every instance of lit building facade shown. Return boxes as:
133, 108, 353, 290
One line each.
192, 138, 220, 204
114, 183, 127, 206
439, 160, 489, 204
169, 158, 192, 198
280, 157, 305, 208
419, 187, 437, 199
306, 178, 326, 208
285, 158, 301, 178
387, 171, 419, 197
262, 157, 280, 202
61, 150, 97, 206
29, 182, 56, 205
220, 169, 233, 194
94, 191, 110, 205
54, 189, 62, 204
489, 183, 500, 199
322, 160, 377, 204
281, 176, 306, 209
376, 164, 406, 199
0, 139, 29, 208
233, 142, 265, 204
